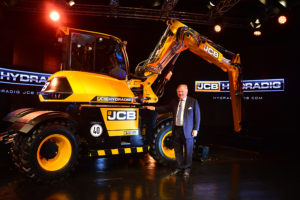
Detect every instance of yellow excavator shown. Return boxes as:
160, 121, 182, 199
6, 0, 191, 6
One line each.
0, 19, 243, 182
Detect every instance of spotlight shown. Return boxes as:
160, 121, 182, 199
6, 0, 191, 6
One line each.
68, 0, 75, 7
57, 37, 63, 43
277, 15, 287, 24
209, 1, 216, 7
250, 18, 262, 29
214, 24, 222, 33
207, 0, 217, 9
259, 0, 266, 5
250, 17, 263, 37
253, 30, 262, 36
278, 0, 287, 8
49, 10, 60, 22
153, 0, 161, 7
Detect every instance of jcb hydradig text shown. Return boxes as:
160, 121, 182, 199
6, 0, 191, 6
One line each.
0, 19, 243, 182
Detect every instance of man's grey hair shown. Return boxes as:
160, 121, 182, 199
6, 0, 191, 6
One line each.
177, 84, 188, 90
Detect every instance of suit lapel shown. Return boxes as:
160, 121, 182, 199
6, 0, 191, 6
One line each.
183, 97, 190, 118
173, 99, 179, 118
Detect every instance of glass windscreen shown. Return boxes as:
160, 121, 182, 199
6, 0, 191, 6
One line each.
70, 32, 126, 80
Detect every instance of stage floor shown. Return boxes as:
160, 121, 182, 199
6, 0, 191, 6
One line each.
0, 145, 298, 200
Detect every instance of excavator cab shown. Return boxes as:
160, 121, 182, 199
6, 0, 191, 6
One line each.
57, 27, 129, 80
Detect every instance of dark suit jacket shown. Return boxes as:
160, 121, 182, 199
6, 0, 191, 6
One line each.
156, 96, 201, 139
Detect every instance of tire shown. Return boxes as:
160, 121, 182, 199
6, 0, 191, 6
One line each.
11, 120, 79, 183
10, 134, 26, 170
150, 120, 176, 166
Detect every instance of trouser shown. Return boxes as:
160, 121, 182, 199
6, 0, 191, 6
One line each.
174, 126, 194, 172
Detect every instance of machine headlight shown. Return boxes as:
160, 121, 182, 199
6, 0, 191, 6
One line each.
40, 77, 73, 100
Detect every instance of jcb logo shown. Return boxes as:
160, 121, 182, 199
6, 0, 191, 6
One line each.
195, 81, 220, 92
107, 110, 137, 121
204, 45, 219, 59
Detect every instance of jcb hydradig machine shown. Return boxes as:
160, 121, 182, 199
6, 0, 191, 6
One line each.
0, 19, 243, 182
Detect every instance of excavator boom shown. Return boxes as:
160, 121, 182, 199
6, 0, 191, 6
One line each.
136, 19, 243, 132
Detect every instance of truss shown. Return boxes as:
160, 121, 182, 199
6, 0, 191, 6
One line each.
7, 0, 246, 28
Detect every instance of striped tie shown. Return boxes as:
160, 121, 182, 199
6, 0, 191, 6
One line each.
176, 99, 183, 126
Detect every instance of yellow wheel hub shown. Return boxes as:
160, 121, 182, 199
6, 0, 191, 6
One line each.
37, 134, 72, 171
161, 131, 175, 159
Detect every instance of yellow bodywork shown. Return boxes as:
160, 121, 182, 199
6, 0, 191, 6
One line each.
100, 107, 139, 136
39, 70, 158, 104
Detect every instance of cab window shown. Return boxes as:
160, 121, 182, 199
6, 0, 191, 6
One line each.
70, 32, 126, 80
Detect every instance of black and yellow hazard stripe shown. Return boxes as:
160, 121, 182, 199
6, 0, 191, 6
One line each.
89, 146, 150, 157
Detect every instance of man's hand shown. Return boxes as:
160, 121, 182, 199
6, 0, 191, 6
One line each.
192, 130, 198, 137
144, 106, 155, 111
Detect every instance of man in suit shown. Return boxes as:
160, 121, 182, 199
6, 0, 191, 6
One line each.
146, 84, 201, 176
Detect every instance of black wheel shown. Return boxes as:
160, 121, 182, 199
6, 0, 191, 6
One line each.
150, 120, 176, 166
10, 133, 25, 170
11, 120, 79, 183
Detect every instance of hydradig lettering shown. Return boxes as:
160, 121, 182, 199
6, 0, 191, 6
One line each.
94, 96, 132, 102
107, 110, 137, 121
0, 67, 50, 86
243, 81, 282, 90
195, 79, 284, 93
0, 72, 47, 84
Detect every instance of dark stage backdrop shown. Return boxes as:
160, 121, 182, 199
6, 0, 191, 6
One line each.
0, 12, 298, 153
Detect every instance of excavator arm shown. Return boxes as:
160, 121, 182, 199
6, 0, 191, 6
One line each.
136, 19, 243, 132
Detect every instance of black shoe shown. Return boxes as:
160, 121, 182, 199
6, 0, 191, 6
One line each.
170, 169, 182, 176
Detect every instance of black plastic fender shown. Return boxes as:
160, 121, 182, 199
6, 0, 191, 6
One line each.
3, 108, 38, 123
4, 108, 75, 134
